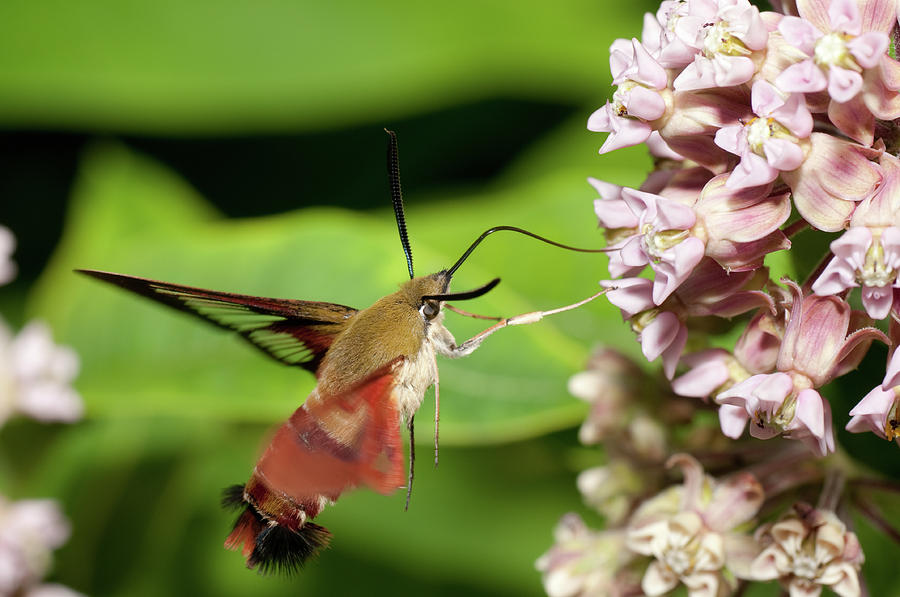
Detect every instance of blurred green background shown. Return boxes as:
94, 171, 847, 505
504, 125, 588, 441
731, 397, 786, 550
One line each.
0, 0, 667, 595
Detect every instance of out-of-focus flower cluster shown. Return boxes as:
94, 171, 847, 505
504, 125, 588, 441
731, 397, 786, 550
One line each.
0, 225, 83, 597
0, 498, 80, 597
592, 0, 900, 455
540, 347, 874, 597
538, 443, 866, 597
0, 321, 83, 427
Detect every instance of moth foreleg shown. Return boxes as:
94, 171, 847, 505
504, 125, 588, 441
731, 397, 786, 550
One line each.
444, 303, 501, 321
447, 288, 609, 357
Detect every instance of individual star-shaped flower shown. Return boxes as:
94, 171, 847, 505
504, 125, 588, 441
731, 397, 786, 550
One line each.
749, 504, 864, 597
715, 80, 812, 189
813, 226, 900, 319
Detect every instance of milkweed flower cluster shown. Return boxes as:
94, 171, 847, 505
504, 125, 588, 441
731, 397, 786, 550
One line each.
538, 349, 875, 596
540, 0, 900, 593
0, 224, 82, 596
539, 449, 865, 597
591, 0, 900, 454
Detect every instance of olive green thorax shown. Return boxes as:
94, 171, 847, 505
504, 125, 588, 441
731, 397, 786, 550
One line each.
316, 271, 450, 394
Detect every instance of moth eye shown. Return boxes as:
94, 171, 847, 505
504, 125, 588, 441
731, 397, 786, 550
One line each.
420, 301, 439, 320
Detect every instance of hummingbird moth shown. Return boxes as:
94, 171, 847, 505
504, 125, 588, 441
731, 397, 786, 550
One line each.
78, 130, 607, 574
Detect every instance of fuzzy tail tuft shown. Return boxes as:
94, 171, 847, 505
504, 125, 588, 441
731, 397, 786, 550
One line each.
222, 485, 332, 575
248, 520, 332, 575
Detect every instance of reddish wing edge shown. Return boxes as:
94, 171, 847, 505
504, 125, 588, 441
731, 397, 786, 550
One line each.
224, 357, 407, 574
76, 269, 358, 375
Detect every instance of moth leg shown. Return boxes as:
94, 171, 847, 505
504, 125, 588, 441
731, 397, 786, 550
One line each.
405, 415, 415, 512
445, 303, 501, 321
433, 355, 440, 468
449, 289, 609, 357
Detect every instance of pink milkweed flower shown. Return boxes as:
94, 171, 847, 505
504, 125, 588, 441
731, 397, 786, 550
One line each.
658, 86, 752, 173
604, 261, 773, 378
812, 226, 900, 319
594, 174, 789, 303
773, 0, 900, 145
588, 38, 670, 154
671, 0, 770, 91
814, 152, 900, 316
598, 169, 791, 275
603, 277, 688, 379
780, 132, 881, 232
672, 349, 748, 400
591, 178, 643, 279
735, 307, 785, 373
674, 299, 788, 400
589, 36, 751, 170
716, 374, 836, 455
642, 0, 696, 68
776, 282, 885, 388
715, 282, 887, 455
748, 503, 864, 597
626, 455, 763, 597
691, 174, 791, 271
845, 382, 899, 441
618, 168, 792, 274
845, 347, 900, 440
714, 80, 812, 189
849, 152, 900, 228
596, 186, 705, 304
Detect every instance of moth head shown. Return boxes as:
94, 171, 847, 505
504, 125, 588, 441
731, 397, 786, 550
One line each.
400, 271, 499, 322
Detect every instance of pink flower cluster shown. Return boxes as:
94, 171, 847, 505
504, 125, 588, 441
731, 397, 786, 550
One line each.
537, 455, 865, 597
591, 0, 900, 455
539, 344, 891, 597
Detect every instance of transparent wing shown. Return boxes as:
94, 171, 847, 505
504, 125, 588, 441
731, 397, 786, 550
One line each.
78, 269, 358, 375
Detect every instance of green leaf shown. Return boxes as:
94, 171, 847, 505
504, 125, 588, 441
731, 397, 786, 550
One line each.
0, 0, 654, 133
30, 133, 649, 444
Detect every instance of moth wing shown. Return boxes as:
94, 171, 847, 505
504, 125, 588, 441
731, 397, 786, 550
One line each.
77, 269, 358, 375
258, 357, 407, 501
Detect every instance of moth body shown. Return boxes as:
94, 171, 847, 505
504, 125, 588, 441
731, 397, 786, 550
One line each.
223, 271, 462, 572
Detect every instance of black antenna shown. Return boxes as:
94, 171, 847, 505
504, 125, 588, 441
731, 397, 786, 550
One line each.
447, 226, 610, 277
385, 129, 414, 279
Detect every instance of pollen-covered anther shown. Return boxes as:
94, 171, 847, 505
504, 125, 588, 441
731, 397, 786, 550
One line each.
885, 398, 900, 440
770, 392, 797, 432
641, 225, 690, 260
630, 308, 662, 335
813, 32, 859, 71
857, 239, 897, 288
745, 117, 794, 155
702, 21, 751, 58
612, 82, 639, 117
